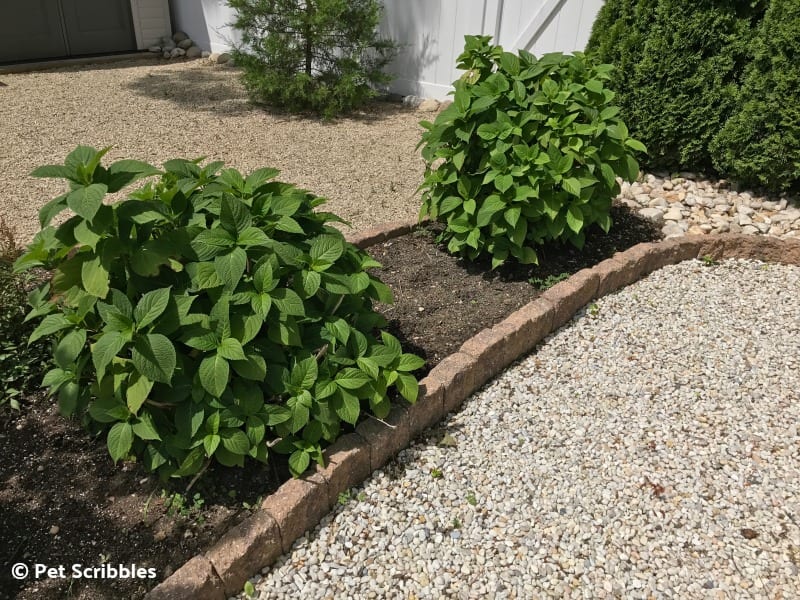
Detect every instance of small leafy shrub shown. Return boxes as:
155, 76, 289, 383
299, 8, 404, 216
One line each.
15, 146, 422, 479
228, 0, 397, 118
710, 0, 800, 192
418, 36, 645, 268
585, 0, 767, 174
0, 218, 50, 410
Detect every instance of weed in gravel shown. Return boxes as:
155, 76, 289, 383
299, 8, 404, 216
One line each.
528, 272, 570, 290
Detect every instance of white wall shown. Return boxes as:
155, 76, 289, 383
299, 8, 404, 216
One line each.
169, 0, 603, 97
381, 0, 604, 99
131, 0, 172, 49
170, 0, 241, 53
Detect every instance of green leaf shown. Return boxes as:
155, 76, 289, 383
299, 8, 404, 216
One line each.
215, 247, 248, 290
476, 195, 506, 227
495, 174, 514, 193
107, 422, 134, 463
204, 434, 221, 457
356, 356, 379, 380
30, 314, 72, 343
191, 228, 236, 260
271, 288, 305, 316
397, 353, 425, 372
288, 450, 311, 477
66, 184, 106, 222
54, 329, 86, 369
245, 166, 279, 190
220, 429, 251, 454
309, 235, 344, 264
126, 372, 154, 414
186, 262, 222, 290
566, 204, 584, 234
625, 138, 647, 153
290, 357, 318, 391
89, 395, 130, 423
333, 390, 360, 425
218, 337, 246, 361
38, 194, 68, 228
131, 411, 161, 441
563, 177, 581, 198
42, 367, 71, 390
73, 220, 102, 250
132, 333, 176, 384
300, 270, 321, 297
221, 196, 252, 234
396, 373, 419, 403
232, 353, 267, 381
31, 164, 73, 179
81, 256, 110, 298
335, 368, 371, 390
199, 353, 230, 397
58, 382, 80, 416
237, 226, 270, 247
134, 287, 171, 329
275, 216, 304, 234
91, 331, 126, 381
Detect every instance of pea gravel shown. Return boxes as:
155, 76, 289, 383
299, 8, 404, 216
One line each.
0, 59, 426, 244
242, 258, 800, 599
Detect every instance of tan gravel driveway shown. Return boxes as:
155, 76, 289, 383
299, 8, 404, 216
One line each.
0, 57, 427, 243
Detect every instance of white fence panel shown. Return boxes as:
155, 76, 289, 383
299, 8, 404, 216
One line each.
169, 0, 603, 99
381, 0, 603, 99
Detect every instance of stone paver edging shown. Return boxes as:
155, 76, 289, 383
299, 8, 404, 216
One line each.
146, 225, 800, 599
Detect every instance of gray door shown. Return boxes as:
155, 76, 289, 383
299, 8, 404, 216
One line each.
61, 0, 136, 56
0, 2, 68, 63
0, 0, 136, 63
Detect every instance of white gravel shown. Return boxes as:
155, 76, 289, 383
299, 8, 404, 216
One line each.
0, 58, 426, 243
243, 259, 800, 599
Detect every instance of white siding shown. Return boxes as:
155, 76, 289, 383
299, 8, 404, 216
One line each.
170, 0, 242, 54
130, 0, 171, 49
170, 0, 604, 98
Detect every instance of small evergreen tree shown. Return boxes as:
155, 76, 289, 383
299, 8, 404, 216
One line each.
228, 0, 397, 118
711, 0, 800, 193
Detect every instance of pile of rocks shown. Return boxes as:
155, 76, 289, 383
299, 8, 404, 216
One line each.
147, 31, 207, 61
620, 173, 800, 240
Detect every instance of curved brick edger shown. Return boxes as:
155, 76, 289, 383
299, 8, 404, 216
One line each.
146, 225, 800, 599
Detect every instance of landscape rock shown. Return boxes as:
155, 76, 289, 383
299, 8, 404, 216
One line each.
639, 207, 665, 226
147, 45, 161, 53
417, 98, 440, 112
216, 53, 232, 65
178, 38, 194, 50
186, 46, 203, 59
172, 31, 189, 43
169, 47, 186, 58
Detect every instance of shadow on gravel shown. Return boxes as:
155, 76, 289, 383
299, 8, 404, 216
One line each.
124, 65, 415, 124
124, 66, 253, 116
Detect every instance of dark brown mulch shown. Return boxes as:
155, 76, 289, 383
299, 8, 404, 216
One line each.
0, 203, 661, 599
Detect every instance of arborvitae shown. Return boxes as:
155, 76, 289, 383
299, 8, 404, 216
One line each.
586, 1, 766, 174
711, 0, 800, 193
228, 0, 397, 118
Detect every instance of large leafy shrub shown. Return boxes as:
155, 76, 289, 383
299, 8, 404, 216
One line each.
585, 0, 767, 174
228, 0, 397, 118
418, 36, 646, 268
15, 147, 422, 479
710, 0, 800, 192
0, 219, 49, 410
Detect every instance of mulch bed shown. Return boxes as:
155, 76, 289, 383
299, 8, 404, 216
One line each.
0, 204, 661, 599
